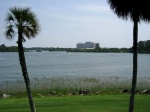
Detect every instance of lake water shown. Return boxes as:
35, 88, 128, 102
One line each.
0, 52, 150, 83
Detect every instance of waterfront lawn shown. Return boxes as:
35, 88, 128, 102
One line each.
0, 95, 149, 112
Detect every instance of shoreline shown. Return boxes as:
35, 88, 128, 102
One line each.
1, 76, 150, 97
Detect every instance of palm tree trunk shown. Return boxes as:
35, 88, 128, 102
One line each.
129, 20, 138, 112
18, 33, 36, 112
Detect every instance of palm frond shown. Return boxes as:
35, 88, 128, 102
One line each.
5, 13, 14, 23
107, 0, 150, 22
21, 7, 40, 38
18, 6, 40, 38
5, 25, 15, 40
9, 7, 25, 24
140, 1, 150, 22
107, 0, 132, 20
5, 6, 40, 42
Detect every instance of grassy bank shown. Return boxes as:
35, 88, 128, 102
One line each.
0, 76, 150, 97
0, 95, 150, 112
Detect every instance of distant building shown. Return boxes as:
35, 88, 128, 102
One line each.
77, 42, 100, 49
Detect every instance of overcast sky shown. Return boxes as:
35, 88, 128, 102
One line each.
0, 0, 150, 48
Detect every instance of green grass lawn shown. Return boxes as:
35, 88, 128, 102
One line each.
0, 95, 150, 112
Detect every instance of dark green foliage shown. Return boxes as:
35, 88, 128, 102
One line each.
0, 44, 18, 52
108, 0, 150, 22
140, 40, 150, 53
66, 48, 130, 53
129, 40, 150, 53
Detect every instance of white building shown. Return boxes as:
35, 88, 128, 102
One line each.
77, 42, 99, 49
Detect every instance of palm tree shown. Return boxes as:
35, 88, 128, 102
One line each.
107, 0, 150, 112
5, 7, 40, 112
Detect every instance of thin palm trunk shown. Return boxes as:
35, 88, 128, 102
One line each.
5, 7, 39, 112
129, 20, 138, 112
18, 32, 36, 112
107, 0, 150, 111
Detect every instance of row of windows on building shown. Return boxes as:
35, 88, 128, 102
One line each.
76, 42, 100, 49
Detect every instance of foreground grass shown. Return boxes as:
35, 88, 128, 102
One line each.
0, 95, 150, 112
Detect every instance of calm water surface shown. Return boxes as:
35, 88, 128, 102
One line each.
0, 52, 150, 82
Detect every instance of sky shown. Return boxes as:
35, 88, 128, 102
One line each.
0, 0, 150, 48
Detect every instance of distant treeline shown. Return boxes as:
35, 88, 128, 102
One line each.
27, 47, 67, 51
66, 48, 131, 53
137, 40, 150, 53
0, 44, 18, 52
1, 40, 150, 53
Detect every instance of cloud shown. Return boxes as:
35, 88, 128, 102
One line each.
74, 4, 110, 13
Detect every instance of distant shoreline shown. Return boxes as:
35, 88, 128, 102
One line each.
0, 45, 132, 53
1, 45, 150, 54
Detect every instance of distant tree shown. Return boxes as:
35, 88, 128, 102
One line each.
107, 0, 150, 112
5, 7, 40, 112
138, 41, 145, 53
0, 44, 6, 51
95, 43, 100, 49
1, 44, 6, 47
145, 40, 150, 53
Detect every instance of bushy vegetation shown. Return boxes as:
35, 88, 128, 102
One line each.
66, 48, 130, 53
0, 76, 150, 97
138, 40, 150, 53
0, 44, 18, 52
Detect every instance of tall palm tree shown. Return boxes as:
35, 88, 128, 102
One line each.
107, 0, 150, 112
5, 7, 40, 112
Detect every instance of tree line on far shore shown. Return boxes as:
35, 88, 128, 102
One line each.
0, 44, 18, 52
1, 40, 150, 53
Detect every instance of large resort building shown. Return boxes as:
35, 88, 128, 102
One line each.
77, 42, 100, 49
